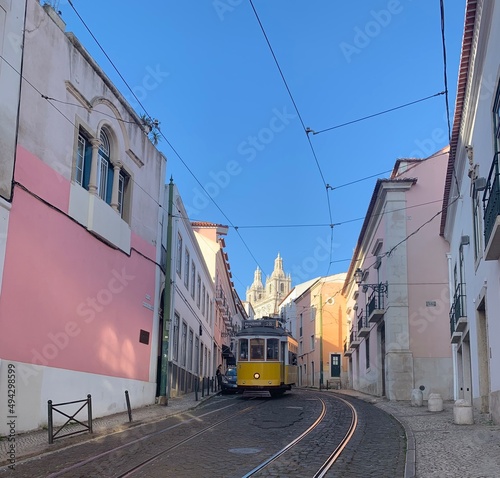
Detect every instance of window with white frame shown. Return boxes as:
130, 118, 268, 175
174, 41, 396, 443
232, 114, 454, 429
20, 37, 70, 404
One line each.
472, 189, 483, 261
197, 275, 201, 308
310, 334, 315, 350
184, 249, 190, 289
76, 127, 129, 218
202, 284, 206, 316
173, 312, 180, 361
188, 329, 194, 371
97, 130, 110, 202
209, 299, 213, 326
191, 262, 196, 299
176, 233, 182, 277
194, 336, 199, 375
76, 132, 90, 186
181, 321, 187, 367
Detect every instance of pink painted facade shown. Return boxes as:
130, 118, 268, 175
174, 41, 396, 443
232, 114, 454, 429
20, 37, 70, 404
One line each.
0, 1, 166, 433
343, 149, 453, 400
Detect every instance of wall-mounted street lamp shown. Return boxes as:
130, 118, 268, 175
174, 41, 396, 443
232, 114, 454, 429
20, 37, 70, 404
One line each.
354, 268, 388, 296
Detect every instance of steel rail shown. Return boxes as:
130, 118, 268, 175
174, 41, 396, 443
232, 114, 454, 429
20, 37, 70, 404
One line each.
313, 394, 358, 478
241, 397, 327, 477
46, 401, 250, 478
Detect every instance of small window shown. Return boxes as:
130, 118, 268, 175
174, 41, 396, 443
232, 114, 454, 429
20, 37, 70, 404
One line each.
191, 262, 196, 299
181, 321, 187, 367
202, 284, 206, 316
176, 233, 183, 277
197, 275, 201, 308
188, 329, 194, 371
184, 249, 190, 289
173, 313, 180, 361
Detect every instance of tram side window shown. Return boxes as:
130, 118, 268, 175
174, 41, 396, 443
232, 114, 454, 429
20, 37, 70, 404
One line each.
266, 338, 279, 360
289, 351, 298, 365
239, 339, 248, 360
250, 338, 265, 360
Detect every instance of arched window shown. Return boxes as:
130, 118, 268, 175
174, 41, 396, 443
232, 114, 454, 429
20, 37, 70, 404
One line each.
75, 126, 129, 219
97, 129, 112, 202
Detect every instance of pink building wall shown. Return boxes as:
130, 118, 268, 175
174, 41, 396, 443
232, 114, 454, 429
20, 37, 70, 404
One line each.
401, 152, 452, 360
0, 146, 155, 382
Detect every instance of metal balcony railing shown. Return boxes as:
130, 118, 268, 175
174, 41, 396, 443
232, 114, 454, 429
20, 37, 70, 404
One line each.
357, 310, 367, 332
367, 288, 385, 317
483, 152, 500, 245
449, 282, 466, 335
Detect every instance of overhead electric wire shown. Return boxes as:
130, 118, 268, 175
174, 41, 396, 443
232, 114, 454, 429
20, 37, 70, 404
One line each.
438, 0, 461, 197
66, 0, 269, 276
173, 197, 446, 231
248, 0, 335, 276
312, 91, 446, 136
0, 52, 169, 213
29, 3, 460, 289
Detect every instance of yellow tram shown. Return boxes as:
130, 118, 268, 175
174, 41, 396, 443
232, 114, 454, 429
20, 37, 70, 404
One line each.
236, 318, 298, 396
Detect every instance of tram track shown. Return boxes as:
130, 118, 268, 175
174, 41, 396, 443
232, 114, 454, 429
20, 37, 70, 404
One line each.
45, 399, 267, 478
11, 389, 404, 477
243, 392, 358, 478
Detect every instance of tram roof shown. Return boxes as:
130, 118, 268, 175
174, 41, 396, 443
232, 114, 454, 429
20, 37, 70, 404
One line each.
235, 319, 293, 338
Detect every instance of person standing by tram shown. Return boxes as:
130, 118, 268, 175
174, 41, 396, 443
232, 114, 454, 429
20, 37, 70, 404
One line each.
216, 364, 223, 390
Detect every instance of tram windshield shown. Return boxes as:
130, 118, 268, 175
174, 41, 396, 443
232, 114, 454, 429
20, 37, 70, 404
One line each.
250, 338, 265, 360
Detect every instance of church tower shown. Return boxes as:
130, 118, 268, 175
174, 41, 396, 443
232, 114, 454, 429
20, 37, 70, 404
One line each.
246, 253, 292, 318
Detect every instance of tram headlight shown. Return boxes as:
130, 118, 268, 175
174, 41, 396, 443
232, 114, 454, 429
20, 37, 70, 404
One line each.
254, 372, 260, 379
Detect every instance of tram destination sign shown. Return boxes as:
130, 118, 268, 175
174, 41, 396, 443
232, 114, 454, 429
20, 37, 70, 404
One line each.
243, 319, 281, 329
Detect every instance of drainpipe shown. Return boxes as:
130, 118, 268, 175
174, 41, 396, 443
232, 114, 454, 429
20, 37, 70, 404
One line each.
446, 252, 458, 400
159, 178, 174, 405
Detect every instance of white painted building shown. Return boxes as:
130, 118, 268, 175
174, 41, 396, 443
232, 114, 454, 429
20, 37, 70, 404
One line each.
0, 0, 24, 295
280, 277, 321, 339
441, 0, 500, 424
192, 222, 247, 369
162, 183, 216, 398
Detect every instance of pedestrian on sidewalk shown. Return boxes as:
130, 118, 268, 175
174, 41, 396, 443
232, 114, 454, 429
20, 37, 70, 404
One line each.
216, 364, 223, 390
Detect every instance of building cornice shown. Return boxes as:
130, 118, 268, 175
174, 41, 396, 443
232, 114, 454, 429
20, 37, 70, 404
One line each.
440, 0, 479, 236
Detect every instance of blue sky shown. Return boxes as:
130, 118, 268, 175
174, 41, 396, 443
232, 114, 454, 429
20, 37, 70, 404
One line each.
58, 0, 466, 299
